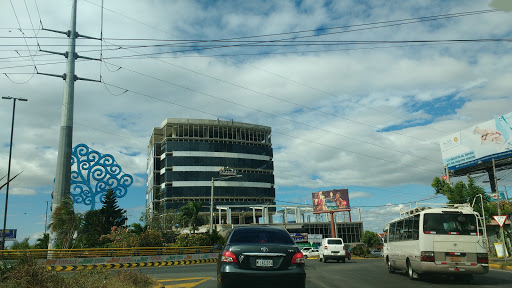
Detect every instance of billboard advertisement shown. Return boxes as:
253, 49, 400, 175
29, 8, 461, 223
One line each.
440, 112, 512, 171
312, 189, 350, 213
290, 233, 308, 243
0, 229, 17, 241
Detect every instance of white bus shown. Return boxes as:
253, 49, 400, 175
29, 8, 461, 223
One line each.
383, 203, 489, 281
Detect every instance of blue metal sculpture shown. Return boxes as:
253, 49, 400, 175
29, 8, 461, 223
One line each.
70, 143, 133, 210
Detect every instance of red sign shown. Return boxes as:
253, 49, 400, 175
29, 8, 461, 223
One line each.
493, 215, 508, 227
442, 175, 447, 181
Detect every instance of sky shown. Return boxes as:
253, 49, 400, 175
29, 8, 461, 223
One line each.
1, 0, 512, 244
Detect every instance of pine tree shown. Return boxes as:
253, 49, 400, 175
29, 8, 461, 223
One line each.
100, 188, 127, 230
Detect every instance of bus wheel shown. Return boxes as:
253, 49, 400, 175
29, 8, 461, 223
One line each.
387, 258, 395, 274
407, 260, 418, 280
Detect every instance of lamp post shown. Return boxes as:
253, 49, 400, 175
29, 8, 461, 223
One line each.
1, 96, 27, 250
210, 168, 241, 233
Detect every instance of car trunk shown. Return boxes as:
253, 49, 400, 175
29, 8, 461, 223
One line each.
231, 244, 296, 271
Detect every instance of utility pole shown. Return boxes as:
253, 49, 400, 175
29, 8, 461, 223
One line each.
37, 0, 100, 249
493, 159, 508, 262
44, 201, 50, 235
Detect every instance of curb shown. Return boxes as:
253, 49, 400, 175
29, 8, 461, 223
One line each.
489, 263, 512, 271
47, 258, 217, 272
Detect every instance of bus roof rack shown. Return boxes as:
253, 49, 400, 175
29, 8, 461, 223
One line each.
399, 202, 473, 218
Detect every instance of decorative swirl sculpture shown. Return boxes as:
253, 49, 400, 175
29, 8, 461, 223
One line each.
70, 143, 133, 210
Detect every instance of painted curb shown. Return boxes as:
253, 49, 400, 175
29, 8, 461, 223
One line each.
46, 258, 217, 272
489, 263, 512, 270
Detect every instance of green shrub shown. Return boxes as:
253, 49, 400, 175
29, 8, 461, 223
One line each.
0, 259, 157, 288
351, 245, 370, 257
173, 231, 225, 247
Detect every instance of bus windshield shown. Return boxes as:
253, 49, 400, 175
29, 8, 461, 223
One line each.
423, 213, 477, 235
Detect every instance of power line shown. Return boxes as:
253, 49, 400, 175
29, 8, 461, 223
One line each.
8, 0, 37, 82
101, 59, 442, 163
101, 46, 444, 150
101, 80, 442, 174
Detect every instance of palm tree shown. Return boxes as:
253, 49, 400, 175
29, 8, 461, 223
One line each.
48, 196, 82, 249
33, 233, 49, 249
179, 201, 204, 233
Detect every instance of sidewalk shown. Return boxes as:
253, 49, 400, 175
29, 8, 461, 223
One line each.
489, 257, 512, 271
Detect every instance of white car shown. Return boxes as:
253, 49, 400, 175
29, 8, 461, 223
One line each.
319, 238, 347, 263
370, 249, 383, 258
301, 248, 319, 259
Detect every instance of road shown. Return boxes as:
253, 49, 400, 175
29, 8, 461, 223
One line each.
140, 258, 512, 288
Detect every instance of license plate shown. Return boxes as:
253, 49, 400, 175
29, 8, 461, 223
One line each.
332, 251, 339, 254
256, 259, 273, 267
449, 256, 461, 262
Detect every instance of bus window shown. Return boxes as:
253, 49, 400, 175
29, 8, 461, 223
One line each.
396, 220, 404, 241
423, 213, 477, 235
389, 222, 396, 242
403, 218, 412, 240
412, 214, 419, 239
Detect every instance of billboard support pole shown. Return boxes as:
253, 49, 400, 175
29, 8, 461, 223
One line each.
329, 212, 335, 238
445, 165, 450, 185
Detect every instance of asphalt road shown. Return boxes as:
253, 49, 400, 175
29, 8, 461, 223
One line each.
140, 258, 512, 288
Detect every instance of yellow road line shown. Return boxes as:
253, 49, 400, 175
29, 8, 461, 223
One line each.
158, 277, 211, 288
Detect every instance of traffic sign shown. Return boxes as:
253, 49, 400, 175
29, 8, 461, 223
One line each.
493, 215, 507, 227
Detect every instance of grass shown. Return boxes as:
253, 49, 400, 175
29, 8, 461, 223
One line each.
0, 258, 157, 288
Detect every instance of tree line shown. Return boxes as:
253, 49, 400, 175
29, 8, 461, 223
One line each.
8, 190, 221, 249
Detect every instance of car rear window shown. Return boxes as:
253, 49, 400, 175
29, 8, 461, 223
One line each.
229, 229, 295, 244
327, 239, 343, 245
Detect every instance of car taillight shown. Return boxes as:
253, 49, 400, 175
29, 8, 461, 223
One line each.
420, 251, 435, 262
477, 253, 488, 264
221, 250, 238, 263
291, 252, 305, 264
324, 245, 328, 250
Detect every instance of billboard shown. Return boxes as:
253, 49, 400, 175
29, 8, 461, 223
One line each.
290, 233, 308, 243
440, 112, 512, 171
0, 229, 17, 241
312, 189, 350, 213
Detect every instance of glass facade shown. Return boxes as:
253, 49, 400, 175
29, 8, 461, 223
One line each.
147, 119, 275, 218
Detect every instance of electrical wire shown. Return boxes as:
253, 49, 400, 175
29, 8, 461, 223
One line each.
8, 0, 37, 82
101, 59, 442, 163
100, 80, 442, 174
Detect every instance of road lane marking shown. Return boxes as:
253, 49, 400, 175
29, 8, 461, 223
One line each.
158, 277, 211, 288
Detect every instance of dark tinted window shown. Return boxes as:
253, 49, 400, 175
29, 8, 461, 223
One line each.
327, 239, 343, 245
229, 228, 295, 244
423, 213, 477, 235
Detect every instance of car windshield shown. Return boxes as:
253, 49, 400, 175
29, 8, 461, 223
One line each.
327, 239, 343, 245
423, 213, 478, 235
229, 229, 295, 244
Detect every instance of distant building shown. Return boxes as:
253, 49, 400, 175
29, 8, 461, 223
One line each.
147, 118, 275, 224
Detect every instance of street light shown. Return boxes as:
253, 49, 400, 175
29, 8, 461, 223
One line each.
210, 169, 242, 233
1, 96, 27, 250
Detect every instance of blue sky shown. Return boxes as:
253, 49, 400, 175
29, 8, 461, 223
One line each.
1, 0, 512, 244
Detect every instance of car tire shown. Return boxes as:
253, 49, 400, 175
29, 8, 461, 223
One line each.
342, 257, 345, 263
319, 255, 323, 262
407, 259, 418, 280
304, 255, 308, 259
387, 258, 395, 274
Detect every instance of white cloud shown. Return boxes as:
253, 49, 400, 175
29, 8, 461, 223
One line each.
1, 0, 511, 238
